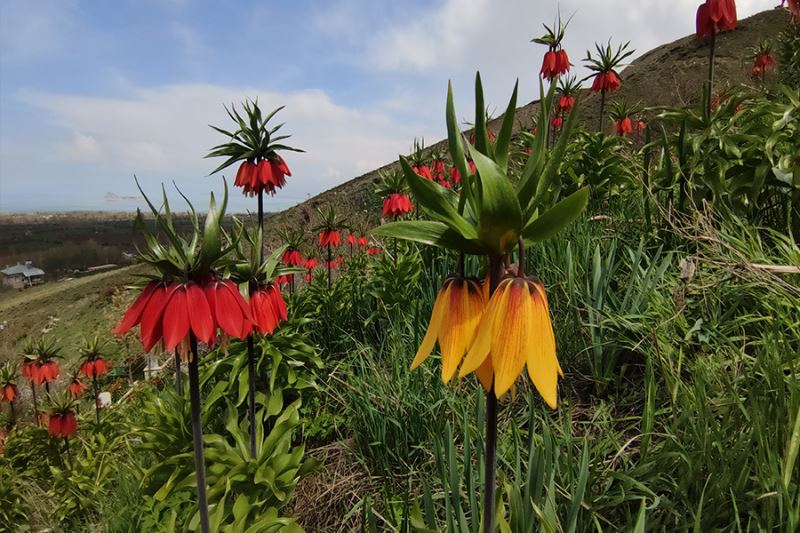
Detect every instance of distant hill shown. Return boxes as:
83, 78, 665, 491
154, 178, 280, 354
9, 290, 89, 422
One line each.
266, 8, 789, 232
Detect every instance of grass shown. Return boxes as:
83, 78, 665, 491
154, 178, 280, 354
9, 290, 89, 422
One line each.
0, 265, 144, 361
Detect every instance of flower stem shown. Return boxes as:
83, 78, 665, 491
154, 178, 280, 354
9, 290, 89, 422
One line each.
327, 244, 332, 291
31, 383, 38, 426
599, 90, 607, 132
188, 336, 210, 533
257, 189, 265, 257
706, 30, 716, 120
9, 400, 16, 426
93, 372, 100, 425
483, 254, 504, 533
64, 437, 72, 469
174, 349, 183, 396
247, 187, 265, 459
247, 335, 257, 458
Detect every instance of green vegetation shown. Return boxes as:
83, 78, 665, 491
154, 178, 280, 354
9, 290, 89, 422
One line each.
1, 8, 799, 533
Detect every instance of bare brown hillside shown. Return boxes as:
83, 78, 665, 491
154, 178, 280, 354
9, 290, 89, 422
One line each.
267, 8, 789, 232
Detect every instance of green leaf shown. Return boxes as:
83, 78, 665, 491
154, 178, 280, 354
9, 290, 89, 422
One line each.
517, 80, 556, 210
494, 79, 519, 171
400, 157, 477, 240
373, 220, 484, 254
467, 144, 522, 254
474, 72, 491, 157
522, 187, 588, 243
199, 179, 229, 272
446, 81, 473, 214
530, 95, 580, 213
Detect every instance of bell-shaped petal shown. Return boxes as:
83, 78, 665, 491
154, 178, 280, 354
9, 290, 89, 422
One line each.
115, 280, 160, 335
411, 276, 485, 383
462, 275, 561, 408
206, 279, 252, 339
48, 414, 63, 437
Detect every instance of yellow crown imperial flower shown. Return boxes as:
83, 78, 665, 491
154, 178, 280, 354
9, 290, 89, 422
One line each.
411, 275, 485, 383
460, 274, 563, 407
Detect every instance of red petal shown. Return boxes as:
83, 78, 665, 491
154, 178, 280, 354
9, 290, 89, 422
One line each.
61, 412, 77, 438
48, 414, 62, 437
162, 285, 190, 351
95, 359, 109, 377
251, 290, 277, 335
214, 281, 251, 339
141, 284, 173, 351
269, 285, 287, 321
186, 282, 214, 344
115, 281, 158, 335
258, 160, 274, 186
80, 360, 94, 378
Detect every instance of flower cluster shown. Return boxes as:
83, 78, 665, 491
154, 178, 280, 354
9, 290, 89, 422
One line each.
249, 283, 287, 335
116, 278, 250, 356
591, 71, 621, 93
750, 42, 775, 79
48, 411, 78, 439
207, 101, 301, 198
696, 0, 737, 40
281, 248, 303, 267
412, 272, 561, 406
533, 16, 571, 81
233, 157, 292, 197
303, 257, 318, 281
1, 383, 17, 403
791, 0, 800, 22
68, 377, 87, 398
318, 229, 341, 247
541, 49, 570, 80
382, 193, 414, 218
22, 359, 60, 386
79, 358, 109, 379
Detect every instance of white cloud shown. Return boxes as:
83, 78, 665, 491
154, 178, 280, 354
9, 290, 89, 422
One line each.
363, 0, 770, 84
61, 131, 100, 160
16, 83, 435, 211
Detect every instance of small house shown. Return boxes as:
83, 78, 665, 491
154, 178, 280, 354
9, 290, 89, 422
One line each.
1, 261, 45, 289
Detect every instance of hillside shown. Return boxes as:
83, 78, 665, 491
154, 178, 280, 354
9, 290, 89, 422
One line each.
267, 8, 789, 231
0, 266, 144, 360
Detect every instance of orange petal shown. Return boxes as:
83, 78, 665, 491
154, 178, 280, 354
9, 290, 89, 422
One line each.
474, 355, 494, 392
492, 279, 529, 397
527, 281, 559, 409
440, 279, 484, 383
461, 280, 508, 377
411, 282, 449, 370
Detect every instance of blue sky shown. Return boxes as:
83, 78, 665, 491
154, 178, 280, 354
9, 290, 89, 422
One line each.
0, 0, 766, 213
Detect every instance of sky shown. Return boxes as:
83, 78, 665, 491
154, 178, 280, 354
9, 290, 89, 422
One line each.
0, 0, 768, 213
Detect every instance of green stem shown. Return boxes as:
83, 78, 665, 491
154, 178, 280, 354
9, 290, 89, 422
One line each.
247, 335, 257, 458
599, 90, 607, 133
327, 244, 332, 291
188, 337, 210, 533
31, 383, 38, 426
174, 349, 183, 396
643, 125, 652, 232
93, 372, 100, 424
706, 31, 717, 120
64, 437, 72, 469
482, 254, 505, 533
791, 166, 800, 244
